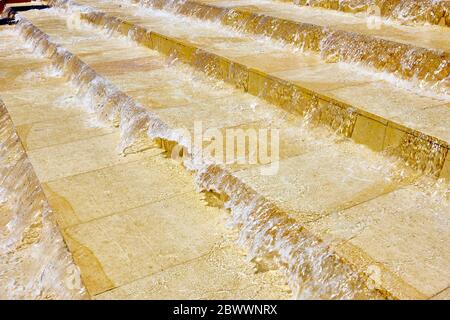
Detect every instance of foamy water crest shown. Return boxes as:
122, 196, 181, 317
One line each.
14, 13, 384, 299
0, 98, 86, 299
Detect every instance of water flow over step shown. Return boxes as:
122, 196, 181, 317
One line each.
85, 0, 450, 98
11, 10, 412, 298
63, 0, 448, 178
294, 0, 450, 27
0, 31, 85, 298
4, 7, 450, 299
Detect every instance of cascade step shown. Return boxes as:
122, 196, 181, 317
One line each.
293, 0, 450, 27
47, 0, 449, 179
0, 24, 290, 299
108, 0, 450, 87
6, 7, 449, 299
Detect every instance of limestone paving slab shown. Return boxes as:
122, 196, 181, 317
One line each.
63, 191, 233, 295
325, 81, 450, 143
308, 184, 450, 298
16, 114, 115, 151
0, 84, 84, 125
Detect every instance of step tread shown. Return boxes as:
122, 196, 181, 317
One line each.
308, 184, 450, 298
291, 0, 450, 28
196, 0, 450, 52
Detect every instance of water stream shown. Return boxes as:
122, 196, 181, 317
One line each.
88, 0, 450, 99
0, 3, 448, 299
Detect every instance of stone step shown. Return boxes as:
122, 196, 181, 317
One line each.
14, 8, 450, 299
292, 0, 450, 27
0, 22, 290, 299
0, 97, 86, 299
108, 0, 450, 89
49, 0, 449, 180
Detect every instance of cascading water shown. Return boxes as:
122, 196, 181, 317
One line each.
193, 164, 388, 299
0, 95, 86, 299
3, 2, 448, 299
98, 0, 450, 98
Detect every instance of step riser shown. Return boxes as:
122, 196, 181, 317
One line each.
62, 7, 449, 180
295, 0, 450, 27
137, 0, 449, 91
15, 16, 411, 300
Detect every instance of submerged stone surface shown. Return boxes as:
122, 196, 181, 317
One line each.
0, 0, 448, 300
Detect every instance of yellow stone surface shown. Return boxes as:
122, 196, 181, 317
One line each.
96, 247, 290, 299
128, 85, 225, 109
351, 114, 386, 152
383, 124, 407, 151
155, 94, 288, 129
196, 37, 279, 58
90, 56, 165, 76
0, 85, 84, 125
43, 156, 191, 228
234, 143, 404, 223
272, 63, 375, 92
29, 133, 161, 182
308, 185, 450, 298
64, 191, 235, 295
108, 70, 180, 92
1, 5, 448, 300
16, 114, 114, 151
233, 51, 323, 74
326, 81, 449, 143
432, 288, 450, 300
441, 156, 450, 180
78, 47, 151, 63
154, 100, 333, 171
